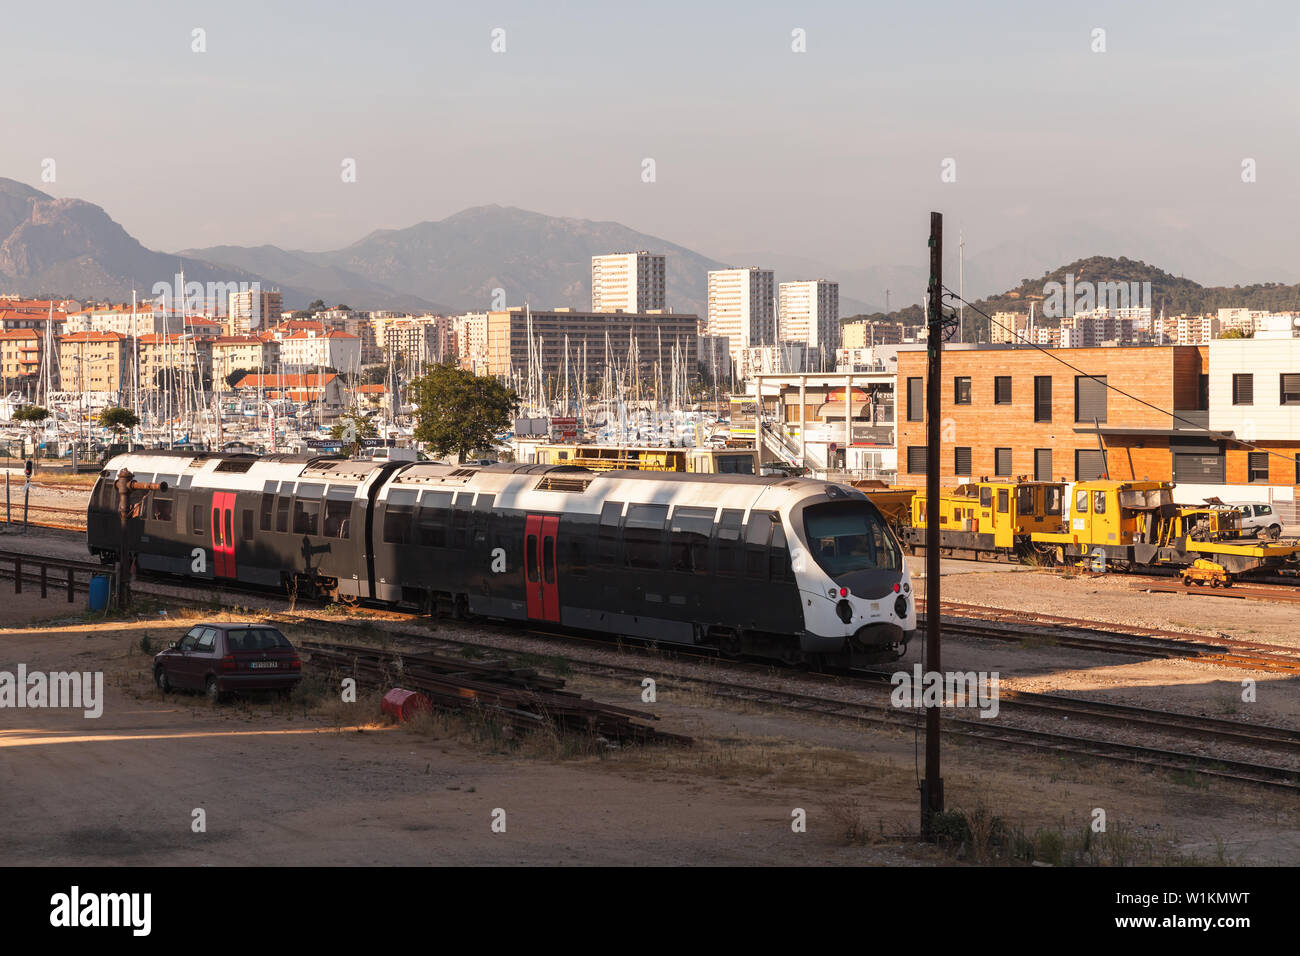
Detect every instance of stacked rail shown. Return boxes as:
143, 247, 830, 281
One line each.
302, 640, 690, 746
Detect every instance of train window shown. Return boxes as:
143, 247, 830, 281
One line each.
417, 491, 453, 547
192, 504, 206, 535
804, 502, 902, 573
275, 496, 290, 532
324, 499, 351, 539
1017, 486, 1034, 515
476, 494, 495, 511
295, 483, 325, 500
744, 513, 774, 579
260, 493, 274, 531
997, 489, 1009, 514
979, 486, 992, 509
1093, 491, 1107, 515
526, 535, 539, 582
598, 502, 623, 564
384, 491, 417, 545
242, 510, 254, 540
150, 497, 173, 523
670, 507, 714, 574
451, 503, 470, 548
1045, 487, 1063, 515
293, 499, 321, 535
1076, 489, 1088, 514
624, 504, 668, 570
715, 509, 745, 577
769, 525, 792, 581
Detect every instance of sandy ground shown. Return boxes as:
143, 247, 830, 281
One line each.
1, 598, 1299, 866
0, 525, 1298, 866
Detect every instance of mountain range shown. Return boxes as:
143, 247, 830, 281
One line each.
1, 177, 1294, 327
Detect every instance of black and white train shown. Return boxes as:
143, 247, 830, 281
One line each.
88, 451, 916, 667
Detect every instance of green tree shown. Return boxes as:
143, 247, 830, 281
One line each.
329, 411, 379, 456
98, 406, 139, 441
410, 362, 516, 463
1219, 327, 1253, 339
12, 404, 49, 458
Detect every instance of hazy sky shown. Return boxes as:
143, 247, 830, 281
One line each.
4, 0, 1297, 284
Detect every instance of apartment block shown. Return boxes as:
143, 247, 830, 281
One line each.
227, 289, 283, 335
57, 332, 131, 393
777, 280, 839, 357
0, 330, 44, 390
212, 336, 281, 386
483, 308, 697, 382
592, 252, 666, 313
707, 268, 774, 365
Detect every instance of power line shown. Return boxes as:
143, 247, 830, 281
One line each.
943, 288, 1299, 470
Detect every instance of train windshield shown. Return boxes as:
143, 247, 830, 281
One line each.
803, 502, 902, 574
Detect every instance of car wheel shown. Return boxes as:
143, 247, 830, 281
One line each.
1267, 524, 1282, 541
155, 668, 171, 693
205, 676, 225, 704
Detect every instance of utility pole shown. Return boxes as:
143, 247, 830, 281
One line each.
113, 468, 168, 610
922, 211, 945, 836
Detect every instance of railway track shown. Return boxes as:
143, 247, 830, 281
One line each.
5, 540, 1300, 792
920, 600, 1300, 675
288, 619, 1300, 794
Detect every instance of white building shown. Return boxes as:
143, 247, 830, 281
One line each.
227, 288, 283, 335
591, 252, 666, 313
707, 267, 775, 366
778, 280, 839, 361
451, 312, 490, 372
276, 329, 361, 372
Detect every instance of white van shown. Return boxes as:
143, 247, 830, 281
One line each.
1226, 502, 1283, 540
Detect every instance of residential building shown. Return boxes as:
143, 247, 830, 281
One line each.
483, 308, 698, 382
231, 372, 347, 413
384, 316, 449, 372
227, 288, 283, 335
592, 252, 667, 313
777, 280, 839, 361
451, 312, 490, 372
274, 329, 361, 372
0, 330, 44, 392
136, 334, 214, 391
211, 336, 281, 387
57, 332, 131, 393
706, 267, 775, 365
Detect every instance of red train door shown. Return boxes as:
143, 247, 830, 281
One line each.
211, 492, 236, 578
524, 514, 560, 623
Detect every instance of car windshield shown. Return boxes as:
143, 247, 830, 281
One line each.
803, 501, 902, 574
225, 628, 292, 652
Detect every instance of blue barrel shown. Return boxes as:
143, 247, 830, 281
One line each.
88, 574, 111, 611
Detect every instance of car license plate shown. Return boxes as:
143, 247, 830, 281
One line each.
250, 661, 277, 669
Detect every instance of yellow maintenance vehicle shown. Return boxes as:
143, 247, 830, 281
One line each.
1030, 480, 1300, 575
899, 479, 1067, 557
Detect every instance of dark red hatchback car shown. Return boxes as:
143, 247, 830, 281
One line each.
154, 623, 302, 703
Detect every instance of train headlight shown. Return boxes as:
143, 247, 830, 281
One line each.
894, 595, 909, 618
836, 599, 853, 624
